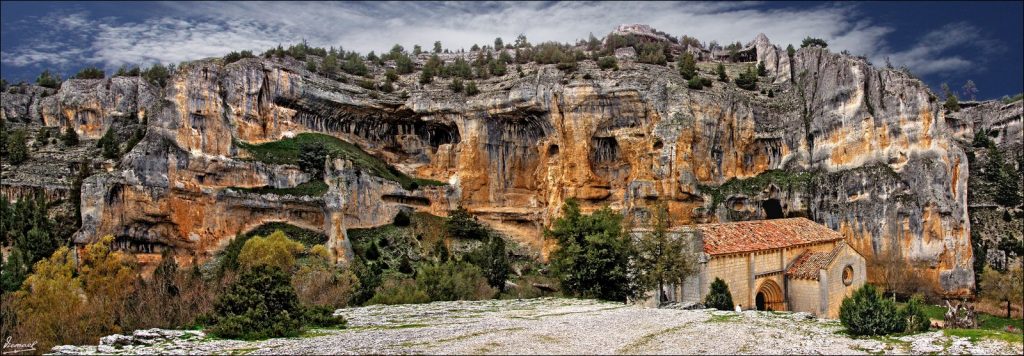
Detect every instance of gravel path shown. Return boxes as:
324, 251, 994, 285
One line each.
51, 298, 1024, 355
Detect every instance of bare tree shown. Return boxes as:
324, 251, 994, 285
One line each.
634, 202, 699, 305
872, 244, 926, 298
962, 80, 978, 101
980, 265, 1024, 318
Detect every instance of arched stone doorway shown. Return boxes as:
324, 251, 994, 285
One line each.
755, 279, 785, 311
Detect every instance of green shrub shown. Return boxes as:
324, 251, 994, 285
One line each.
395, 53, 415, 75
236, 230, 305, 272
297, 141, 328, 180
97, 128, 119, 159
800, 37, 828, 48
678, 52, 696, 80
839, 284, 906, 336
903, 294, 930, 333
716, 62, 728, 82
704, 278, 734, 310
450, 78, 464, 93
36, 70, 62, 89
61, 126, 79, 146
142, 63, 171, 88
34, 127, 51, 146
366, 276, 430, 305
445, 206, 489, 240
75, 66, 105, 80
597, 56, 618, 70
416, 261, 496, 302
342, 55, 369, 77
350, 259, 383, 305
205, 265, 305, 339
6, 129, 29, 164
944, 93, 960, 112
734, 66, 758, 91
465, 81, 479, 96
301, 305, 346, 328
757, 61, 767, 76
114, 65, 141, 77
687, 77, 705, 90
466, 235, 510, 291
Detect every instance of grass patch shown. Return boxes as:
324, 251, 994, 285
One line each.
387, 323, 431, 329
978, 312, 1024, 331
1003, 93, 1023, 104
236, 133, 445, 190
901, 302, 1024, 331
619, 322, 692, 353
226, 347, 258, 355
230, 180, 329, 197
242, 222, 327, 246
944, 328, 1024, 344
708, 313, 741, 323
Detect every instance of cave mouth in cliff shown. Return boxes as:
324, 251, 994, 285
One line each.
763, 199, 783, 219
548, 144, 559, 156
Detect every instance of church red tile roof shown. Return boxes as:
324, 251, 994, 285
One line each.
693, 218, 843, 256
785, 241, 848, 280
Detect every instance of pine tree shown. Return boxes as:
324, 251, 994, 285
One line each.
704, 278, 734, 310
716, 62, 728, 82
97, 128, 119, 159
62, 125, 79, 146
206, 265, 304, 339
678, 52, 696, 80
6, 129, 29, 164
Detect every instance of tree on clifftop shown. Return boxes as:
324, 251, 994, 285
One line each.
36, 69, 61, 89
800, 37, 828, 48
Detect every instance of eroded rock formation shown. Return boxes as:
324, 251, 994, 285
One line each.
2, 30, 993, 296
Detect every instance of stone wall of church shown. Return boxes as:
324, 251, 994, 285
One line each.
787, 278, 823, 314
705, 254, 752, 309
824, 244, 868, 318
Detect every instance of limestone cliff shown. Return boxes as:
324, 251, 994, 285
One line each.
2, 30, 995, 296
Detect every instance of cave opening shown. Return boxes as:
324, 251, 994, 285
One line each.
763, 199, 783, 219
548, 144, 559, 156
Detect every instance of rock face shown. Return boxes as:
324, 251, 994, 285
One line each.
1, 31, 984, 296
948, 100, 1023, 272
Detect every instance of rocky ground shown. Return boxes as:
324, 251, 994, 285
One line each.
50, 298, 1023, 355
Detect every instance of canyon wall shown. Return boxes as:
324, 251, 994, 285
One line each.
1, 34, 984, 296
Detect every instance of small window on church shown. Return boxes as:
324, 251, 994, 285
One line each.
842, 265, 854, 286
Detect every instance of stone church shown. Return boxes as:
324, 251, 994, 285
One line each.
634, 217, 866, 318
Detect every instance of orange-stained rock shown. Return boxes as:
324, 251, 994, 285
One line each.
7, 34, 981, 296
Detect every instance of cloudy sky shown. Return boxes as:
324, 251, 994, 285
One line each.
2, 1, 1021, 99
